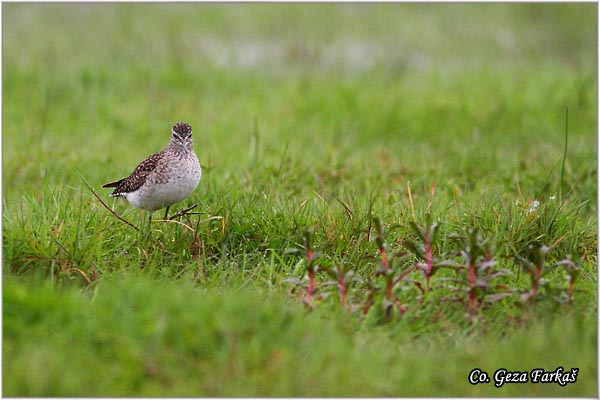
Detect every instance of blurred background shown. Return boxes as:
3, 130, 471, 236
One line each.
3, 2, 597, 201
5, 3, 596, 73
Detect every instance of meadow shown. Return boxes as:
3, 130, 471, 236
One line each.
2, 3, 598, 396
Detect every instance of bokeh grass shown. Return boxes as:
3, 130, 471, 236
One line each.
3, 276, 597, 397
2, 2, 598, 397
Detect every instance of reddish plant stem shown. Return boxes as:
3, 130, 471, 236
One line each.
468, 262, 477, 309
307, 248, 313, 263
530, 266, 542, 298
305, 247, 315, 301
413, 280, 425, 295
362, 296, 373, 316
307, 270, 316, 301
425, 234, 433, 290
568, 276, 575, 301
380, 246, 390, 270
379, 244, 393, 300
339, 277, 347, 306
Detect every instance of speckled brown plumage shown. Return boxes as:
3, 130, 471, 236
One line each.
102, 151, 165, 196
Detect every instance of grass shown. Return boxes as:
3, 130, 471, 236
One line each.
3, 276, 597, 397
2, 2, 598, 397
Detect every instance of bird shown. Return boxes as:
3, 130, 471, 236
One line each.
102, 122, 202, 222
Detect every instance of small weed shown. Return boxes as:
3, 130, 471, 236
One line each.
516, 244, 581, 304
403, 214, 456, 292
284, 228, 325, 307
444, 228, 515, 316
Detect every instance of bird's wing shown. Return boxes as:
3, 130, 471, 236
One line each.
102, 151, 165, 195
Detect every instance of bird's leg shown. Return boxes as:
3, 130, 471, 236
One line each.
163, 206, 170, 221
142, 211, 153, 240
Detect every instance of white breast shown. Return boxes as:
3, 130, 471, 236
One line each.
126, 159, 202, 212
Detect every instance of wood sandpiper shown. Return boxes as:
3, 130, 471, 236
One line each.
102, 122, 202, 221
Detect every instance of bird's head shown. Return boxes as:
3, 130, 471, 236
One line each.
171, 122, 194, 152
